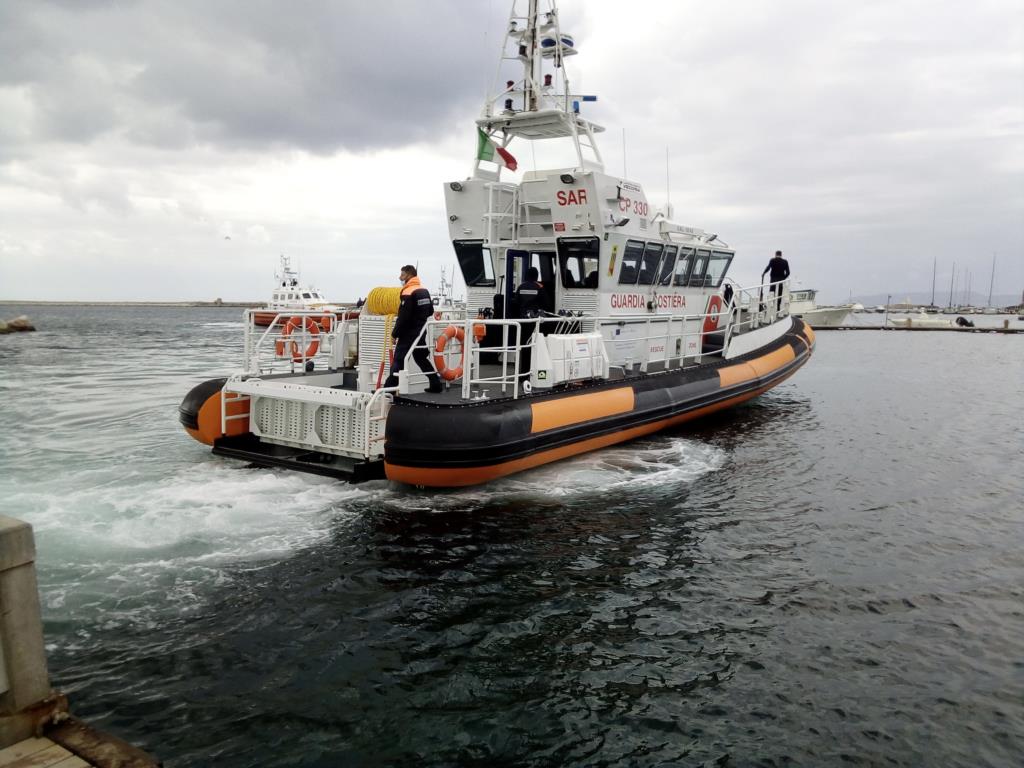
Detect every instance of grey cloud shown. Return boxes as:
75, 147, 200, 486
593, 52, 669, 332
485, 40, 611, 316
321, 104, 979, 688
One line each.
1, 0, 494, 155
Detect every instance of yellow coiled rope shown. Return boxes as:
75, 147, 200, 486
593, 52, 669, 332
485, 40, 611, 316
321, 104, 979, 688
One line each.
365, 286, 401, 386
365, 286, 402, 316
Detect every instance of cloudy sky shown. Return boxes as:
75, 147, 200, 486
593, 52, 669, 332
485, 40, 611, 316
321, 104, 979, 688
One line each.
1, 0, 1021, 304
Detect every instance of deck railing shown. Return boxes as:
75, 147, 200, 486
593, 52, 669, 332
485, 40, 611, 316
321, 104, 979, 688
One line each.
396, 278, 791, 399
241, 308, 357, 375
235, 281, 790, 402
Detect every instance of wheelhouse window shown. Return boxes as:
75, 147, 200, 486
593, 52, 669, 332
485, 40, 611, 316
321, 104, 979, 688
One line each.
302, 292, 312, 299
618, 240, 645, 285
687, 249, 711, 286
705, 251, 734, 288
557, 237, 600, 289
637, 242, 663, 285
453, 240, 496, 287
658, 245, 678, 286
673, 248, 694, 286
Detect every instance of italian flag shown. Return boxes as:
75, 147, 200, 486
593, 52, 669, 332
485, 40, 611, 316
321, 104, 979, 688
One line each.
477, 128, 518, 171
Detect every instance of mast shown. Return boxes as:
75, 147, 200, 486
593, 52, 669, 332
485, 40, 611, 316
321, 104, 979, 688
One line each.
930, 257, 936, 306
948, 262, 955, 308
475, 0, 604, 178
987, 252, 996, 308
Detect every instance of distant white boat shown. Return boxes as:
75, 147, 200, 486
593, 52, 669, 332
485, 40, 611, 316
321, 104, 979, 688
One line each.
788, 288, 850, 327
888, 312, 954, 329
254, 254, 357, 327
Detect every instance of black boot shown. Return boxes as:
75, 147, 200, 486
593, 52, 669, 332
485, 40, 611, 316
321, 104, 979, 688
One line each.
427, 375, 443, 393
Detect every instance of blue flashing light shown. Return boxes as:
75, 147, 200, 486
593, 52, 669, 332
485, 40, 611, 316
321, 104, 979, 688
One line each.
573, 100, 580, 113
582, 95, 597, 102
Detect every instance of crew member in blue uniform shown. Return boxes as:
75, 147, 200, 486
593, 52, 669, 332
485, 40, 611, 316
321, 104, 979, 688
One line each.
516, 266, 544, 375
384, 265, 443, 392
762, 250, 790, 311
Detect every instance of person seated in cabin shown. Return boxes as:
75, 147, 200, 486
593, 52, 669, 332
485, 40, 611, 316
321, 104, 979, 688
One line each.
584, 270, 598, 288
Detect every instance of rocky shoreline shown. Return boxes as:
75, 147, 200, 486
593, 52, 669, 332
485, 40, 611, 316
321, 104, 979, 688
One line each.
0, 315, 36, 333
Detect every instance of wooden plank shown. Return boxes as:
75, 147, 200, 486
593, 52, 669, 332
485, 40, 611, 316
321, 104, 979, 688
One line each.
47, 716, 159, 768
0, 739, 54, 764
0, 742, 76, 768
50, 756, 90, 768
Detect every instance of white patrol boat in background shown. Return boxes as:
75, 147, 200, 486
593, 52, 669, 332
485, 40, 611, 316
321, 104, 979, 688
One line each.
253, 254, 358, 327
179, 0, 814, 487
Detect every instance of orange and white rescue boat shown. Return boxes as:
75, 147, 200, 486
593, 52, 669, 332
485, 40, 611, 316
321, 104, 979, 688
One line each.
179, 0, 813, 488
252, 254, 359, 328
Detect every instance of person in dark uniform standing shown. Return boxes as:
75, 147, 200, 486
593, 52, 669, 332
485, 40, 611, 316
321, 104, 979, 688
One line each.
762, 250, 790, 311
515, 266, 544, 376
384, 265, 443, 392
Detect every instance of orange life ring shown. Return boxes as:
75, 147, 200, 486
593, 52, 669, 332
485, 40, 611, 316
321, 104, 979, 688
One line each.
276, 315, 321, 362
433, 325, 465, 381
703, 295, 723, 334
473, 323, 486, 342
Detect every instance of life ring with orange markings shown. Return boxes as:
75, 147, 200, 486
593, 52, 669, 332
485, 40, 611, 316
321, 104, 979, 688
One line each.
276, 315, 321, 362
703, 295, 723, 335
433, 325, 465, 381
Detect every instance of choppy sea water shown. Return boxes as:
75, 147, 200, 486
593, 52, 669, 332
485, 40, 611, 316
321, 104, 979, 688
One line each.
1, 305, 1022, 767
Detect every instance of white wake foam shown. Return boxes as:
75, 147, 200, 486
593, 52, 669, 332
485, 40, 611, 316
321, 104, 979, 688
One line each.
414, 436, 726, 510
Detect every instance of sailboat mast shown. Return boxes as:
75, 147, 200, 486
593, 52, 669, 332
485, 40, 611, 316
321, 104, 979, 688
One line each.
948, 263, 956, 308
930, 257, 936, 306
987, 252, 996, 308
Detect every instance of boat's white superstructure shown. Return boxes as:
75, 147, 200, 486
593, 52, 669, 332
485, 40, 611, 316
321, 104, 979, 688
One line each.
444, 0, 801, 366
